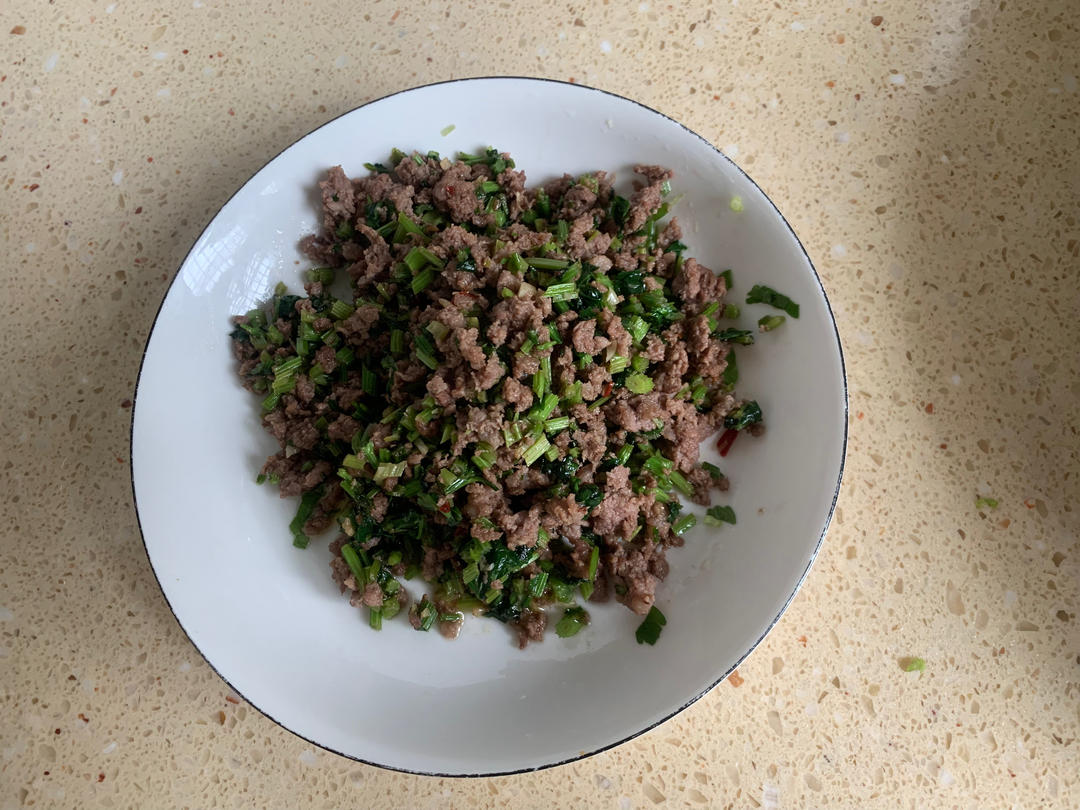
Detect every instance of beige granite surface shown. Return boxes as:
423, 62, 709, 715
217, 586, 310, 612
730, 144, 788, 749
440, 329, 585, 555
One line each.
2, 0, 1078, 807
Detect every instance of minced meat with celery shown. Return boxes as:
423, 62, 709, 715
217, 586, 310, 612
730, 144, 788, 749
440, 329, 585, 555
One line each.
230, 147, 764, 647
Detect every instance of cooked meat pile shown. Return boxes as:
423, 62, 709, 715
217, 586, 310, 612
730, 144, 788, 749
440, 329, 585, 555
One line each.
230, 148, 763, 647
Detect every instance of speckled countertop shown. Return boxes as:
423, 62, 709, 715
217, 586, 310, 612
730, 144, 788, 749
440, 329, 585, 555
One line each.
2, 0, 1078, 807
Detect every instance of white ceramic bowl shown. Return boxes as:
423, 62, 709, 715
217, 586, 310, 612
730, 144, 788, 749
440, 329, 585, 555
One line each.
132, 77, 846, 776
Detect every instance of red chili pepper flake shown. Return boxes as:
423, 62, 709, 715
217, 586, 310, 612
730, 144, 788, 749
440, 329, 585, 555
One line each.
716, 428, 738, 457
437, 502, 452, 514
134, 206, 142, 214
120, 399, 132, 409
224, 695, 239, 704
182, 49, 189, 54
54, 728, 61, 735
390, 9, 400, 21
29, 183, 40, 191
147, 156, 153, 163
78, 713, 89, 723
797, 635, 808, 647
97, 773, 105, 782
601, 380, 613, 398
446, 185, 455, 195
1024, 498, 1036, 509
227, 108, 234, 116
925, 402, 934, 414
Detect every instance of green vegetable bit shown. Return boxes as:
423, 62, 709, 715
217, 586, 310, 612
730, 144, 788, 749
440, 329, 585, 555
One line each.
745, 284, 800, 318
330, 299, 354, 320
721, 349, 739, 387
555, 606, 590, 638
704, 505, 736, 526
975, 496, 998, 509
758, 314, 786, 332
543, 281, 578, 301
623, 315, 649, 344
635, 606, 667, 645
289, 486, 324, 549
625, 372, 654, 395
521, 436, 551, 466
700, 461, 723, 479
724, 401, 763, 431
900, 657, 926, 672
671, 514, 697, 536
340, 543, 366, 584
714, 328, 755, 346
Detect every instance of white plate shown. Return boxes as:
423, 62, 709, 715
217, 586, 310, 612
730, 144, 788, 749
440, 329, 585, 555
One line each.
132, 77, 846, 776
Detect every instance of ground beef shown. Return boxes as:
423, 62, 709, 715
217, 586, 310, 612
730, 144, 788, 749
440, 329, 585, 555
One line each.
318, 166, 356, 230
512, 609, 547, 649
590, 467, 647, 540
579, 363, 610, 402
604, 393, 666, 434
500, 507, 542, 549
394, 154, 441, 187
567, 213, 613, 260
432, 163, 479, 222
299, 234, 342, 267
654, 333, 691, 394
538, 494, 588, 540
233, 152, 754, 648
347, 225, 393, 288
571, 319, 610, 355
672, 257, 727, 316
338, 304, 380, 345
487, 295, 553, 347
607, 542, 662, 615
261, 455, 331, 498
502, 377, 534, 412
599, 309, 632, 358
559, 185, 597, 220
